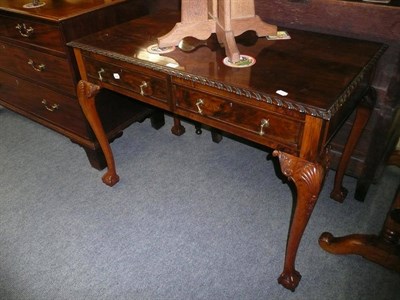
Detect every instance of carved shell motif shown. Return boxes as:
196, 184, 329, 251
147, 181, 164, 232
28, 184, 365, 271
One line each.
273, 150, 325, 200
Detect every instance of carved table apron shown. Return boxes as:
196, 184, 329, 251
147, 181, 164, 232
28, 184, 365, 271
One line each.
68, 11, 386, 291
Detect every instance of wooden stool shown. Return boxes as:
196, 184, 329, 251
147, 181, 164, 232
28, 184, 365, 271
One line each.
158, 0, 277, 63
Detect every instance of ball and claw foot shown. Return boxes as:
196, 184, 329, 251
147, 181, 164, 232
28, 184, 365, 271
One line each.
278, 270, 302, 292
171, 124, 186, 136
319, 232, 335, 247
102, 172, 120, 187
330, 186, 348, 203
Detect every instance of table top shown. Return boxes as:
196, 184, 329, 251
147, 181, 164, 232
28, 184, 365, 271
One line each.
69, 11, 386, 120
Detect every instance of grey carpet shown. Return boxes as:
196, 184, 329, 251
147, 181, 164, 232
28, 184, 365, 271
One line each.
0, 108, 399, 300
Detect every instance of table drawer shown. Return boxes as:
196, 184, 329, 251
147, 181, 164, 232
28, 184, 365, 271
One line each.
0, 41, 75, 96
0, 15, 64, 53
0, 70, 87, 137
174, 85, 304, 150
83, 56, 169, 107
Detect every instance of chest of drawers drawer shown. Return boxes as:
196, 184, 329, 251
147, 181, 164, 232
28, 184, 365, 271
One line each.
0, 70, 87, 137
0, 15, 64, 53
0, 0, 151, 170
173, 85, 305, 151
0, 41, 75, 96
83, 56, 169, 109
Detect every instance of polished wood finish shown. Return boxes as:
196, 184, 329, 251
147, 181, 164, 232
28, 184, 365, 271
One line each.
255, 0, 400, 201
0, 0, 151, 170
77, 80, 119, 186
69, 11, 385, 291
274, 149, 329, 289
148, 0, 400, 201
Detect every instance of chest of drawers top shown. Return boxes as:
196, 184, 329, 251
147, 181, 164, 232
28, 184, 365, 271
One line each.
0, 0, 145, 55
0, 0, 128, 21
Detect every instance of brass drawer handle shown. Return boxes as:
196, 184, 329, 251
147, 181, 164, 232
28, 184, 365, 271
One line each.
28, 59, 45, 72
139, 81, 149, 96
42, 99, 59, 112
98, 68, 105, 81
259, 118, 270, 136
196, 98, 204, 114
15, 23, 34, 38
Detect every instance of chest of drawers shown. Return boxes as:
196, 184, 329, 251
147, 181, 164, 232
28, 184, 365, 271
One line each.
0, 0, 149, 169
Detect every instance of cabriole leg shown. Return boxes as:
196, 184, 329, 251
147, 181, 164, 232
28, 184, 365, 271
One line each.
273, 150, 328, 291
77, 80, 120, 186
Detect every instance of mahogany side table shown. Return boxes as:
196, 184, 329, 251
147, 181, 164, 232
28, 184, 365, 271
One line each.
68, 11, 386, 291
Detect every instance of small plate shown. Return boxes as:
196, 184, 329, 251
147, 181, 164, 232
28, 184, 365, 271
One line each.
266, 31, 291, 40
23, 2, 46, 8
147, 44, 176, 54
223, 55, 256, 68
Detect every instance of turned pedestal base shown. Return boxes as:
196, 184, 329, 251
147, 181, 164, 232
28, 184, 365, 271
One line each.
320, 184, 400, 272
